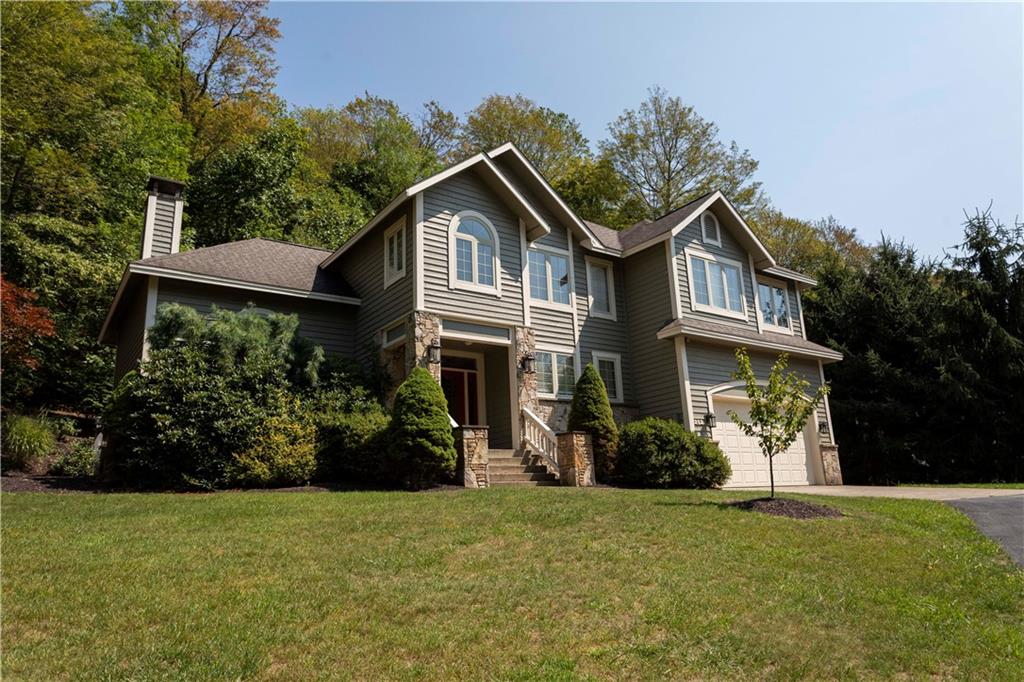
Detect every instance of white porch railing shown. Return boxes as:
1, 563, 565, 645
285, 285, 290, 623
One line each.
522, 407, 559, 474
448, 413, 458, 428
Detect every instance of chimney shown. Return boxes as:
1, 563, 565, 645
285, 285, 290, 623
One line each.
140, 176, 185, 259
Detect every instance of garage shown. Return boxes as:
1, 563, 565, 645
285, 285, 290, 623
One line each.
713, 396, 821, 488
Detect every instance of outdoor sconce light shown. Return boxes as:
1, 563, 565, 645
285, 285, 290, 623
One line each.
428, 339, 442, 364
704, 412, 716, 429
818, 420, 830, 435
522, 352, 536, 374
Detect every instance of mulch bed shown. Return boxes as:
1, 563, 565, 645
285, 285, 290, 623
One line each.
729, 496, 843, 519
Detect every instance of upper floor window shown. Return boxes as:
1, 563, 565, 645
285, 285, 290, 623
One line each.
686, 248, 746, 320
586, 257, 616, 320
528, 247, 570, 306
535, 349, 576, 398
701, 211, 721, 247
758, 280, 792, 331
383, 218, 406, 288
448, 211, 500, 295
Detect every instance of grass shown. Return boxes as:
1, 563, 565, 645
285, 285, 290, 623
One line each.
3, 488, 1022, 680
900, 482, 1024, 490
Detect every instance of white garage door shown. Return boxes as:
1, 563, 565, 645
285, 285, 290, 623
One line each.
714, 397, 818, 488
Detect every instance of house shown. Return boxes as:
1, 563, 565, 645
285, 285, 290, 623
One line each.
100, 145, 843, 488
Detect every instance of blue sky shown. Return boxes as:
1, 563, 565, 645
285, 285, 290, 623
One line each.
268, 2, 1023, 259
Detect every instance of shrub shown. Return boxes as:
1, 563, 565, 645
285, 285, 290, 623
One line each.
567, 363, 619, 480
388, 367, 456, 489
315, 408, 391, 483
1, 414, 56, 471
51, 441, 96, 477
617, 418, 731, 488
227, 403, 317, 487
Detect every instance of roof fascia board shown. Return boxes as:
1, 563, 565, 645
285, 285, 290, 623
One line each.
128, 264, 362, 305
487, 142, 601, 245
656, 320, 843, 362
763, 266, 817, 287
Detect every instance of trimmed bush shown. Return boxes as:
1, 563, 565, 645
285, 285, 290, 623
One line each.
227, 403, 317, 487
617, 417, 731, 488
315, 409, 391, 483
51, 441, 97, 477
567, 363, 619, 480
1, 414, 56, 471
388, 367, 456, 489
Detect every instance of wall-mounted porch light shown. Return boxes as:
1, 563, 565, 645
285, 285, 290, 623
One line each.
703, 412, 717, 430
522, 352, 536, 374
428, 338, 442, 364
818, 420, 830, 435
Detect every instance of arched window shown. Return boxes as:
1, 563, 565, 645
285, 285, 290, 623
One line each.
448, 211, 501, 294
701, 211, 721, 247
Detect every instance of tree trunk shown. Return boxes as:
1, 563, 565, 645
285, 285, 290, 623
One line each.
769, 454, 775, 498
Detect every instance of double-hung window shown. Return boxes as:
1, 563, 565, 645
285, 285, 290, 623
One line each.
535, 349, 576, 398
528, 248, 571, 306
383, 218, 406, 288
591, 351, 623, 403
449, 212, 500, 294
585, 257, 616, 320
686, 248, 746, 320
757, 280, 792, 331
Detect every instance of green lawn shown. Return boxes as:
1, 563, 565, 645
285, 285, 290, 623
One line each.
3, 489, 1022, 680
900, 482, 1024, 489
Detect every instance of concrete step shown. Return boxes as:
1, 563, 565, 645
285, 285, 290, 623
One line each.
487, 457, 532, 466
489, 471, 558, 483
487, 464, 549, 475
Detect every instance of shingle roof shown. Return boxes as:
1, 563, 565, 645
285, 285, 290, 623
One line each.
583, 191, 716, 252
660, 315, 843, 362
137, 238, 357, 298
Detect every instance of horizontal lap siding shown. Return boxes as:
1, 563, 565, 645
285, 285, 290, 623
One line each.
334, 202, 415, 364
155, 279, 357, 358
531, 305, 574, 348
674, 208, 759, 333
624, 246, 681, 419
492, 156, 569, 252
114, 281, 148, 380
422, 172, 524, 326
576, 249, 634, 403
151, 195, 176, 256
686, 341, 822, 419
788, 285, 804, 338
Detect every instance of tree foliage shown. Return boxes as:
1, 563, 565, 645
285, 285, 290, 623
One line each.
600, 86, 764, 219
729, 349, 828, 498
567, 364, 620, 481
0, 274, 56, 373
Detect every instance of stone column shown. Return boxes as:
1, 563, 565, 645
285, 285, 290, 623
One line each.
820, 444, 843, 485
407, 311, 442, 382
455, 426, 489, 488
556, 431, 595, 487
514, 326, 538, 444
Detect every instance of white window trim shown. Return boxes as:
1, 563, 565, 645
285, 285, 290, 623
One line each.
381, 318, 407, 349
527, 244, 573, 309
756, 275, 795, 335
701, 211, 722, 247
591, 350, 624, 404
684, 246, 748, 321
584, 256, 617, 321
447, 210, 502, 297
383, 217, 406, 289
535, 345, 579, 400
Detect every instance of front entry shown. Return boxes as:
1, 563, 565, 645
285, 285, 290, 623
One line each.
440, 352, 484, 426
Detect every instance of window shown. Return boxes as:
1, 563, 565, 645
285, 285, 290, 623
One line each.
686, 248, 746, 320
592, 351, 623, 403
528, 248, 570, 305
383, 321, 406, 348
758, 280, 792, 331
448, 211, 500, 294
585, 257, 616, 320
383, 218, 406, 287
701, 211, 721, 246
535, 349, 576, 398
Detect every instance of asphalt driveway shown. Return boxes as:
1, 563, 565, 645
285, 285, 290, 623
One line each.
762, 485, 1024, 566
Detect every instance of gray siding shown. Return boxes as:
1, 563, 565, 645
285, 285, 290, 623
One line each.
333, 201, 415, 364
150, 194, 177, 256
156, 279, 357, 358
685, 341, 823, 422
422, 171, 525, 326
483, 345, 513, 449
576, 246, 634, 404
673, 207, 759, 332
491, 156, 569, 252
531, 305, 575, 348
623, 245, 681, 419
114, 280, 149, 380
789, 284, 804, 338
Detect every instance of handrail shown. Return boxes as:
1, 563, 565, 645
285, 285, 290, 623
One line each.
521, 407, 559, 474
449, 413, 458, 428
